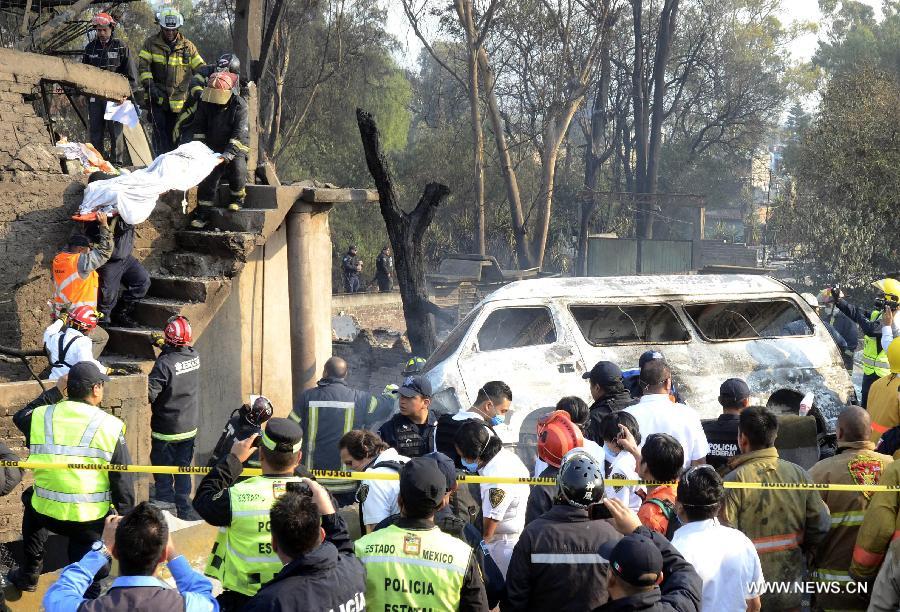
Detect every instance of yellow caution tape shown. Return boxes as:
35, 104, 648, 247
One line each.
2, 461, 900, 492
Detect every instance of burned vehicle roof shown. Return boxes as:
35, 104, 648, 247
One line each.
484, 274, 790, 302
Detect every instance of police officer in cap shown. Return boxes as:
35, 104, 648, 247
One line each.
378, 375, 436, 459
341, 245, 362, 293
702, 378, 751, 472
193, 417, 307, 611
355, 457, 488, 610
584, 361, 637, 442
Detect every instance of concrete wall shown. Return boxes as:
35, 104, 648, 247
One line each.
194, 223, 295, 459
332, 291, 405, 332
0, 374, 150, 543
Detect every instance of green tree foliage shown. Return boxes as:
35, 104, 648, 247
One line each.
775, 67, 900, 286
815, 0, 900, 79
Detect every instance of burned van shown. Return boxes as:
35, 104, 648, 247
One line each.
421, 275, 854, 452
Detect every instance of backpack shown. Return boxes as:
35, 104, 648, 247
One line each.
644, 497, 682, 540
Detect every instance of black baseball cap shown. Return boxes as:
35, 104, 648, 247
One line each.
398, 375, 432, 398
68, 234, 91, 248
599, 533, 664, 587
261, 418, 303, 453
424, 451, 457, 492
719, 378, 750, 404
583, 361, 623, 386
639, 350, 665, 369
67, 362, 110, 388
400, 457, 448, 513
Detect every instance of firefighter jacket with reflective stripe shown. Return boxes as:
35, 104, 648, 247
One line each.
137, 32, 204, 113
204, 474, 303, 597
355, 522, 476, 611
148, 345, 200, 440
809, 441, 892, 610
52, 252, 100, 315
29, 400, 125, 522
290, 378, 379, 472
870, 375, 900, 443
191, 93, 249, 158
851, 459, 900, 579
82, 37, 138, 92
723, 447, 831, 610
505, 504, 620, 611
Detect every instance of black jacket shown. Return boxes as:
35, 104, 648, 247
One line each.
836, 298, 883, 347
505, 504, 622, 612
192, 93, 249, 157
375, 504, 506, 608
147, 345, 200, 437
291, 378, 378, 471
14, 398, 134, 514
82, 37, 138, 92
242, 512, 366, 612
377, 412, 436, 458
701, 413, 741, 472
87, 217, 134, 262
376, 252, 393, 277
592, 526, 702, 612
586, 391, 638, 443
525, 465, 558, 525
0, 441, 22, 497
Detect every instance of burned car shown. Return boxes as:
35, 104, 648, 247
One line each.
421, 275, 853, 460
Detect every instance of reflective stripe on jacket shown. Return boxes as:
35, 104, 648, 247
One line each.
29, 400, 124, 522
138, 32, 204, 113
809, 441, 892, 610
205, 474, 302, 596
723, 447, 831, 610
355, 523, 472, 611
52, 252, 98, 315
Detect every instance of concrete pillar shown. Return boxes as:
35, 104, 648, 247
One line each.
286, 202, 334, 409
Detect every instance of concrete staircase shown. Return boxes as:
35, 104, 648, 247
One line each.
101, 183, 304, 372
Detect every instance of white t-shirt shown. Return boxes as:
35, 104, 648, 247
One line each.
360, 447, 410, 526
43, 320, 104, 382
533, 438, 605, 477
479, 448, 529, 535
625, 394, 710, 469
671, 518, 764, 611
604, 447, 644, 512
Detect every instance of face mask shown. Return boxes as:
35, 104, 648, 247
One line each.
490, 414, 505, 426
461, 458, 479, 473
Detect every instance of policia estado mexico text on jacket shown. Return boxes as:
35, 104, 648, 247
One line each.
192, 419, 308, 610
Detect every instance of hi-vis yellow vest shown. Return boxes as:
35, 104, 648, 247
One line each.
863, 311, 891, 377
354, 524, 472, 611
205, 475, 302, 597
29, 400, 123, 522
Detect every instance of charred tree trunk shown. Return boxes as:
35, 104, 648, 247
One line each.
357, 109, 450, 357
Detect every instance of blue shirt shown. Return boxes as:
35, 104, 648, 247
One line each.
43, 549, 218, 612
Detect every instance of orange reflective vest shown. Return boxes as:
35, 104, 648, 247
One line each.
52, 252, 98, 315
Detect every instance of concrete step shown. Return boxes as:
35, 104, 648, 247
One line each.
175, 230, 258, 260
147, 275, 229, 303
217, 183, 278, 210
103, 327, 158, 360
204, 207, 267, 233
99, 353, 155, 375
131, 297, 187, 328
160, 251, 245, 278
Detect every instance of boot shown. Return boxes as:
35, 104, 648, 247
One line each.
112, 301, 139, 328
228, 188, 246, 212
6, 568, 38, 593
190, 200, 214, 229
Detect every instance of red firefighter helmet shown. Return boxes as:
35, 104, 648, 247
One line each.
537, 410, 584, 468
164, 315, 193, 346
68, 306, 99, 333
91, 12, 116, 28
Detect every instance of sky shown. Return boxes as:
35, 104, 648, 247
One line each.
385, 0, 886, 69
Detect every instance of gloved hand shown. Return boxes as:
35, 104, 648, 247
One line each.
149, 331, 165, 348
221, 150, 235, 163
132, 89, 146, 109
148, 83, 165, 106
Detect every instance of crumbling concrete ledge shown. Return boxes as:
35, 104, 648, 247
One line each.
0, 48, 130, 100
